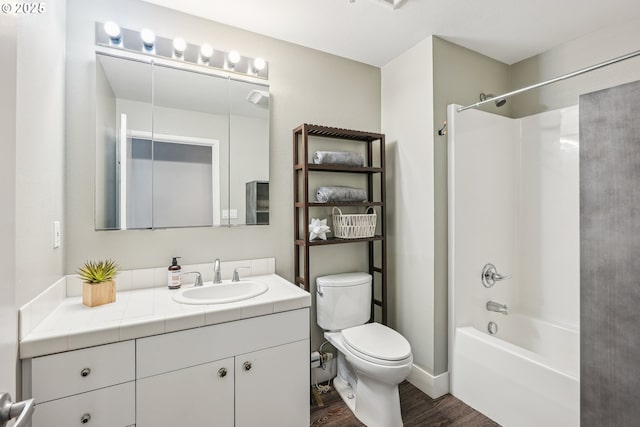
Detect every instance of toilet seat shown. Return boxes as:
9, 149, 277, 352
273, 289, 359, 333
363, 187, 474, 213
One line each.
342, 323, 412, 367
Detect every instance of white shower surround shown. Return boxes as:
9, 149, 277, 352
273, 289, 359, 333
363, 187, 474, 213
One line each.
447, 105, 580, 427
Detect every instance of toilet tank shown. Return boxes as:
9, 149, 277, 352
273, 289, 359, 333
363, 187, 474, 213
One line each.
316, 272, 372, 331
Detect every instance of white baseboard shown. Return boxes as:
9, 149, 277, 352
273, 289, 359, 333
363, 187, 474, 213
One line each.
407, 364, 449, 399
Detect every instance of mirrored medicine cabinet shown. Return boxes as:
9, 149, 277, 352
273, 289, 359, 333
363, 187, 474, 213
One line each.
95, 52, 270, 230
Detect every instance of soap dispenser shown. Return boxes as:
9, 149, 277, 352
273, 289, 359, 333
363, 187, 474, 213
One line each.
168, 257, 182, 289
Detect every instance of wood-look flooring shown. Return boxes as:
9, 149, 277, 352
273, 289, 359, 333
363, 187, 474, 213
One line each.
310, 381, 500, 427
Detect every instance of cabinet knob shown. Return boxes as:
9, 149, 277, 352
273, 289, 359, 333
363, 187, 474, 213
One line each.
80, 368, 91, 378
80, 413, 91, 424
242, 361, 252, 371
218, 367, 228, 378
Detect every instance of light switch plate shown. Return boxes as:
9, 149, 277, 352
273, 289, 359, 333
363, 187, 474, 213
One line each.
53, 221, 61, 248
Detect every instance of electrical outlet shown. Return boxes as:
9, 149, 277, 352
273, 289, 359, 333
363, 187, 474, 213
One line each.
53, 221, 61, 249
222, 209, 238, 219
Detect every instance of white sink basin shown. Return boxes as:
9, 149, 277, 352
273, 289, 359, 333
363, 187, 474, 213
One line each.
172, 281, 269, 305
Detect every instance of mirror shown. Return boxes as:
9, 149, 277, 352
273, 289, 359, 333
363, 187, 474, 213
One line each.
229, 79, 270, 226
95, 53, 270, 230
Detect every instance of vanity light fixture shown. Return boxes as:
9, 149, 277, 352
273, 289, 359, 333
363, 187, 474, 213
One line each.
104, 21, 122, 46
199, 43, 213, 64
173, 37, 186, 59
227, 50, 241, 69
140, 28, 156, 52
96, 23, 269, 79
253, 57, 266, 74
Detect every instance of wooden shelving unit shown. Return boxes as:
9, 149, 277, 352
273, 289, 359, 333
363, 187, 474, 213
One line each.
293, 123, 387, 324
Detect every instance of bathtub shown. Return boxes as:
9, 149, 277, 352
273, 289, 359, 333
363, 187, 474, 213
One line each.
450, 315, 579, 427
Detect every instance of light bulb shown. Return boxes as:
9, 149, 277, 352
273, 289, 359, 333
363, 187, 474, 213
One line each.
228, 50, 241, 64
200, 44, 213, 63
140, 28, 155, 50
173, 38, 186, 58
104, 21, 121, 43
253, 57, 266, 71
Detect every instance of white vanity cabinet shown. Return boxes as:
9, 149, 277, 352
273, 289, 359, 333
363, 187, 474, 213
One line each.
23, 340, 136, 427
135, 308, 310, 427
22, 307, 309, 427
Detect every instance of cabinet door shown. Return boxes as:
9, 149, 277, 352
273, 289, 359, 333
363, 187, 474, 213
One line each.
32, 381, 135, 427
235, 339, 309, 427
136, 358, 234, 427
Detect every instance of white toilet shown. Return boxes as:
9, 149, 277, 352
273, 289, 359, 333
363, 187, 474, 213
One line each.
316, 272, 413, 427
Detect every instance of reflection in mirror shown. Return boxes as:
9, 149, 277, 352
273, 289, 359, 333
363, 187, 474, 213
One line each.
152, 66, 229, 228
95, 52, 270, 230
96, 54, 152, 230
229, 79, 270, 225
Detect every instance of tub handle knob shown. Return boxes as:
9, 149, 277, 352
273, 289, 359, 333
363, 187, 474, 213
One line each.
482, 263, 511, 288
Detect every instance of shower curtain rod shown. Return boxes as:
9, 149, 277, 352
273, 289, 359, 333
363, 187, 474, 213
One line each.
457, 48, 640, 112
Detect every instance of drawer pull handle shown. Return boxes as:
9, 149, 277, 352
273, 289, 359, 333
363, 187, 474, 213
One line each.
242, 361, 252, 371
80, 413, 91, 424
80, 368, 91, 378
218, 368, 228, 378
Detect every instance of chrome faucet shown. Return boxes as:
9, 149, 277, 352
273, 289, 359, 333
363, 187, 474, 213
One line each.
213, 259, 222, 284
486, 301, 509, 315
183, 271, 203, 287
232, 266, 250, 282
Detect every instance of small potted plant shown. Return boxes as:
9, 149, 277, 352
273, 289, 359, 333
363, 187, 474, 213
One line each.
77, 259, 118, 307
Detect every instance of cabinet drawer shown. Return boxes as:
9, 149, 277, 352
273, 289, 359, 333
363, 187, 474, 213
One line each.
31, 340, 135, 402
32, 381, 135, 427
137, 308, 309, 379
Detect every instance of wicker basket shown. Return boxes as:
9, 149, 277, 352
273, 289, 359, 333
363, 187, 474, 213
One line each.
332, 207, 377, 239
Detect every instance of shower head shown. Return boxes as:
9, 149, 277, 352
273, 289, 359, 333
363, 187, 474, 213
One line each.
479, 92, 507, 108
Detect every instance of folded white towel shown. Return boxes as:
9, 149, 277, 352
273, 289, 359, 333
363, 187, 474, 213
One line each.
313, 151, 364, 167
316, 186, 368, 203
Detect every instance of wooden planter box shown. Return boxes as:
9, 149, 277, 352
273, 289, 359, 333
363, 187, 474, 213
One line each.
82, 280, 116, 307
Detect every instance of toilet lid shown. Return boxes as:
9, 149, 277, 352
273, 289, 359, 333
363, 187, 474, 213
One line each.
342, 323, 411, 362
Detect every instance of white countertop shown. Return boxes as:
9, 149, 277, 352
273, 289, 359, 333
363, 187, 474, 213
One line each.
20, 274, 310, 359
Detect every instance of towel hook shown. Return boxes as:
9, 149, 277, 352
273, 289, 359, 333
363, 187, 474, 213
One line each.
438, 120, 448, 136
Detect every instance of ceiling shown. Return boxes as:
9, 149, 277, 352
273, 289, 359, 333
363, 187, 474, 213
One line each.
141, 0, 640, 66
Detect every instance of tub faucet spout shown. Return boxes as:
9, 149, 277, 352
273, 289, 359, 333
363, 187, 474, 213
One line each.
486, 301, 509, 315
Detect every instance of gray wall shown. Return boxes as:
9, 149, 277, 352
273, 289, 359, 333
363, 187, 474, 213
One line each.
65, 0, 380, 351
580, 80, 640, 426
0, 13, 18, 396
510, 17, 640, 118
0, 0, 66, 395
14, 1, 66, 307
432, 37, 511, 375
381, 36, 512, 383
382, 37, 437, 380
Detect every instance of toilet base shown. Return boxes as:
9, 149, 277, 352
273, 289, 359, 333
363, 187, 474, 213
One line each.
333, 375, 357, 414
332, 362, 404, 427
